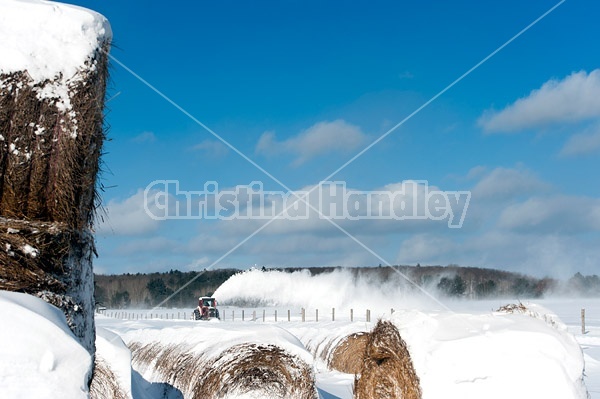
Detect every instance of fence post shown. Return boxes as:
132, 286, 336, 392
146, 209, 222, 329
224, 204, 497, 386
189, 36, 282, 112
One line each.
253, 310, 256, 321
288, 309, 291, 322
275, 310, 278, 322
350, 308, 354, 322
581, 308, 586, 334
232, 310, 235, 321
242, 310, 245, 321
366, 309, 371, 322
262, 309, 266, 322
302, 308, 305, 322
332, 308, 335, 322
316, 309, 319, 322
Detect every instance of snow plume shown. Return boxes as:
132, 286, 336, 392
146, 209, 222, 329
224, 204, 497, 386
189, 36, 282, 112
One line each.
214, 268, 439, 311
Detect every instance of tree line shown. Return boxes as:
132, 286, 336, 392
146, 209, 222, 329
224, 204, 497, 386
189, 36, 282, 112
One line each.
93, 265, 600, 309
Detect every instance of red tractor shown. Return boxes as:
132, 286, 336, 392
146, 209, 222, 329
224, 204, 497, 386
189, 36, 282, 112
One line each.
193, 296, 220, 320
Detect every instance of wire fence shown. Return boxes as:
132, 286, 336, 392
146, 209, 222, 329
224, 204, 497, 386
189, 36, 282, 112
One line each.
98, 307, 599, 333
98, 307, 389, 323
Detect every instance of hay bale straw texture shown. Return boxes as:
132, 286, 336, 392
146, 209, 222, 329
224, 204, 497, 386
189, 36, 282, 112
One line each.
90, 357, 128, 399
130, 341, 319, 399
354, 320, 422, 399
327, 332, 369, 375
0, 45, 109, 229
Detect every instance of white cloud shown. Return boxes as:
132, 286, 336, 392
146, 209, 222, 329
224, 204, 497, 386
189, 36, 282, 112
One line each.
256, 119, 368, 166
559, 123, 600, 157
192, 139, 229, 158
131, 131, 156, 143
397, 230, 600, 278
479, 70, 600, 133
498, 196, 600, 234
97, 189, 163, 236
471, 166, 550, 201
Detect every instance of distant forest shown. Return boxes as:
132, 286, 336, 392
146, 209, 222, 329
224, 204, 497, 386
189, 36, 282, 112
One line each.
94, 266, 600, 309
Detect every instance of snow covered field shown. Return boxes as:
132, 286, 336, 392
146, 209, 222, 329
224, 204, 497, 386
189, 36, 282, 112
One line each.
1, 287, 599, 398
85, 269, 600, 398
95, 297, 599, 399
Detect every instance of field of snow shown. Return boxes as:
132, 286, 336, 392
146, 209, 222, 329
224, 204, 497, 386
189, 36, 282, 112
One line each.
2, 268, 600, 398
93, 269, 599, 399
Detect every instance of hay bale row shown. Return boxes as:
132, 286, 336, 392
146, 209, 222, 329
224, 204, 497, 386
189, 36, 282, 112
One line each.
129, 341, 318, 399
354, 320, 422, 399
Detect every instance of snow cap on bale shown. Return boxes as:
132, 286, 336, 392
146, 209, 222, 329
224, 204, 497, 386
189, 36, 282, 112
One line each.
0, 0, 112, 81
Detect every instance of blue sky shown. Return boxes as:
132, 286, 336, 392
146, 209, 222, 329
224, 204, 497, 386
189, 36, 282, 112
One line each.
63, 0, 600, 277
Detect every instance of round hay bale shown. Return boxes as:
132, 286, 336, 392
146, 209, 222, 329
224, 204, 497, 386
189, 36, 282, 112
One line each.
354, 320, 421, 399
130, 341, 318, 399
194, 343, 317, 399
328, 332, 369, 375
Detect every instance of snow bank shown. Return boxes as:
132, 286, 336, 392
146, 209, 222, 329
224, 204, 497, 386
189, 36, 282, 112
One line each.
392, 308, 587, 399
287, 305, 587, 399
0, 290, 92, 398
0, 0, 112, 82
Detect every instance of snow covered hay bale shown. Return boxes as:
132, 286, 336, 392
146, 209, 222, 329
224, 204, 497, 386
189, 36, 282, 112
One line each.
328, 332, 369, 375
0, 0, 112, 355
129, 341, 318, 399
354, 320, 421, 399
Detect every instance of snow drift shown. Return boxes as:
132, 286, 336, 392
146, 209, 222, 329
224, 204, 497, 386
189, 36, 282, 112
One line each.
0, 291, 92, 398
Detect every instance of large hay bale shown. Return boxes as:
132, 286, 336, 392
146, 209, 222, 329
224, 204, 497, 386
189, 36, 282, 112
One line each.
328, 332, 369, 375
129, 341, 318, 399
354, 320, 422, 399
0, 5, 110, 356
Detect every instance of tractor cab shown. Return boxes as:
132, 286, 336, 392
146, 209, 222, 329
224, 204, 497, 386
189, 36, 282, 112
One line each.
193, 296, 220, 320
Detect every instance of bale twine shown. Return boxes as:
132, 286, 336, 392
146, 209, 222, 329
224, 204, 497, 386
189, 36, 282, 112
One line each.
354, 320, 422, 399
